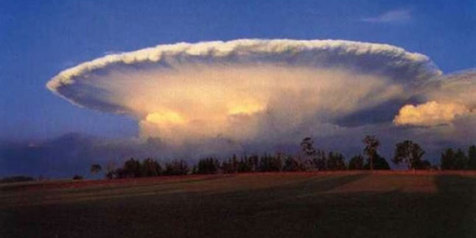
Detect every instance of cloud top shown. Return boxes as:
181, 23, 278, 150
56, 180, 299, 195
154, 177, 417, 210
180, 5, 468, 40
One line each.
47, 39, 440, 99
47, 39, 468, 147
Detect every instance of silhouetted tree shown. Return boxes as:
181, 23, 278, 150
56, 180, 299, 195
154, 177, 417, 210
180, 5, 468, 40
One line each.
237, 155, 257, 173
468, 145, 476, 170
258, 154, 283, 172
392, 140, 425, 169
196, 157, 220, 174
364, 153, 390, 170
221, 161, 234, 173
301, 137, 316, 155
250, 154, 259, 172
300, 137, 317, 170
454, 149, 468, 170
312, 150, 327, 171
440, 148, 467, 170
123, 158, 142, 178
164, 160, 189, 175
283, 156, 300, 171
141, 158, 162, 176
327, 152, 346, 170
72, 175, 83, 180
441, 148, 456, 170
363, 135, 380, 171
90, 164, 102, 175
348, 155, 364, 170
222, 154, 239, 173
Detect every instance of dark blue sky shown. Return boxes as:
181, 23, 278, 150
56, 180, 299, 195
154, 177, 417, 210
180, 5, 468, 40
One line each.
1, 0, 475, 141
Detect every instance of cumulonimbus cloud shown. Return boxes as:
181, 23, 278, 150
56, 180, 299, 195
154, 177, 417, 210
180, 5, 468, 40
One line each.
46, 39, 473, 148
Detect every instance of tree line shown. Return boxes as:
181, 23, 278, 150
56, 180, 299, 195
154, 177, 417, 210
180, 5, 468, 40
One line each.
85, 136, 476, 179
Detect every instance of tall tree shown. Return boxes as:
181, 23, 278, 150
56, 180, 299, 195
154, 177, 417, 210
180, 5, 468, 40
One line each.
300, 137, 316, 170
363, 135, 380, 171
392, 140, 425, 169
300, 137, 316, 156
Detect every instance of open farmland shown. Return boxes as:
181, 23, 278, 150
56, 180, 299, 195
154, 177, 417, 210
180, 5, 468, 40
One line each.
1, 172, 476, 238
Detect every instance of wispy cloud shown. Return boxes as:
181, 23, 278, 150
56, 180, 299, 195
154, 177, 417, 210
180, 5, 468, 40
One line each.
362, 9, 412, 23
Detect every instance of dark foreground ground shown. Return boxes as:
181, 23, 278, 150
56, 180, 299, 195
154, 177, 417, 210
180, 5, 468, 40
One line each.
1, 171, 476, 238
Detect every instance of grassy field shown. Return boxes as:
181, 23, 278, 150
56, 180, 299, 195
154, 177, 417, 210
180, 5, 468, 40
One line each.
1, 171, 476, 238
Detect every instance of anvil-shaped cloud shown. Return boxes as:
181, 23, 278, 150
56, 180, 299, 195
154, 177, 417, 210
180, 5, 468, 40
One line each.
47, 39, 474, 148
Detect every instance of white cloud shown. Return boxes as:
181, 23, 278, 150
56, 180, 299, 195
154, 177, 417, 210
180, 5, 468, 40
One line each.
47, 39, 440, 112
393, 101, 470, 126
45, 39, 475, 152
362, 9, 412, 23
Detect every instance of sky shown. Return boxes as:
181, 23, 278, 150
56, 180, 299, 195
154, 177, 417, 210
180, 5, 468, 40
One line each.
0, 0, 475, 177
